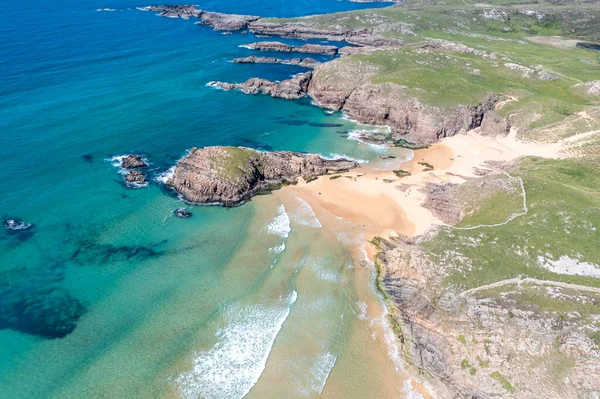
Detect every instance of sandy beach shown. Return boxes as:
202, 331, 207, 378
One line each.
284, 128, 562, 241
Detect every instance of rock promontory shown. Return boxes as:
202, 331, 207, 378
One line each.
244, 41, 338, 56
232, 56, 320, 68
208, 72, 312, 100
165, 146, 358, 206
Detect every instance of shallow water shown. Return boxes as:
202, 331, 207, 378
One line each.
0, 0, 418, 397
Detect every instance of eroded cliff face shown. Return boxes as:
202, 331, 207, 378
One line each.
165, 146, 357, 206
308, 59, 503, 144
380, 238, 600, 399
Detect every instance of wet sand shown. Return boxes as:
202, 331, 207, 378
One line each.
278, 128, 563, 397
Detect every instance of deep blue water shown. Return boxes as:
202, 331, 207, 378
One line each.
0, 0, 399, 397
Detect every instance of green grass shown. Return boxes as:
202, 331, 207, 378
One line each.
490, 371, 515, 393
457, 335, 467, 345
421, 157, 600, 290
210, 146, 264, 183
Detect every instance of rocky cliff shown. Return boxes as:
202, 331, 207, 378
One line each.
165, 146, 357, 206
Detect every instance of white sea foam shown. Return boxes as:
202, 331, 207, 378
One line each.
402, 379, 425, 399
96, 8, 116, 11
290, 198, 322, 228
347, 129, 389, 152
321, 153, 369, 164
267, 204, 291, 238
356, 301, 368, 321
176, 299, 294, 399
307, 352, 338, 395
309, 259, 341, 283
269, 243, 286, 254
154, 166, 175, 185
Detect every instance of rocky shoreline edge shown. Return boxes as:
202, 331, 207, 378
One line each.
164, 146, 357, 206
141, 5, 511, 146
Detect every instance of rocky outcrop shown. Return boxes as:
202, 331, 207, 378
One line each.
174, 208, 192, 218
123, 170, 147, 185
245, 41, 338, 56
140, 5, 258, 30
195, 12, 260, 31
142, 6, 402, 46
379, 237, 600, 399
121, 154, 147, 169
480, 110, 511, 136
208, 72, 312, 100
165, 146, 358, 206
419, 183, 463, 224
139, 5, 202, 19
575, 81, 600, 97
248, 21, 401, 46
308, 59, 503, 144
232, 56, 320, 68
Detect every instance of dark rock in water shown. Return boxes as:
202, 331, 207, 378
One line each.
245, 41, 338, 56
277, 119, 308, 126
4, 219, 33, 231
308, 122, 344, 128
71, 240, 165, 265
166, 146, 359, 206
232, 56, 320, 68
380, 155, 396, 159
123, 170, 147, 186
121, 154, 147, 169
174, 208, 192, 218
0, 283, 85, 339
81, 154, 93, 163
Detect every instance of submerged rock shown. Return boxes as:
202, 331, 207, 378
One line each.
166, 146, 358, 206
174, 208, 192, 218
121, 154, 147, 169
4, 219, 33, 231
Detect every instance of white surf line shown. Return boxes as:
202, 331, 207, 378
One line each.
453, 171, 528, 231
457, 277, 600, 298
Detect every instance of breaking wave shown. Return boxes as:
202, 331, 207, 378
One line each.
176, 295, 296, 399
267, 204, 291, 238
290, 198, 322, 228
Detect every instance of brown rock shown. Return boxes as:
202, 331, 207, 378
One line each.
232, 56, 320, 68
123, 170, 147, 185
245, 41, 338, 56
208, 72, 312, 100
166, 146, 358, 206
121, 155, 147, 169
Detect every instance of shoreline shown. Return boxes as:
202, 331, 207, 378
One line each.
278, 127, 564, 397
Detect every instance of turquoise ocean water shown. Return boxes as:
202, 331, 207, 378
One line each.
0, 0, 411, 397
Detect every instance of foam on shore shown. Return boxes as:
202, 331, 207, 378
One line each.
176, 297, 295, 399
289, 198, 322, 228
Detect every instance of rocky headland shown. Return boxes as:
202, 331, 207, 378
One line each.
140, 5, 402, 46
165, 146, 357, 206
208, 72, 312, 100
232, 56, 320, 68
244, 41, 338, 56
